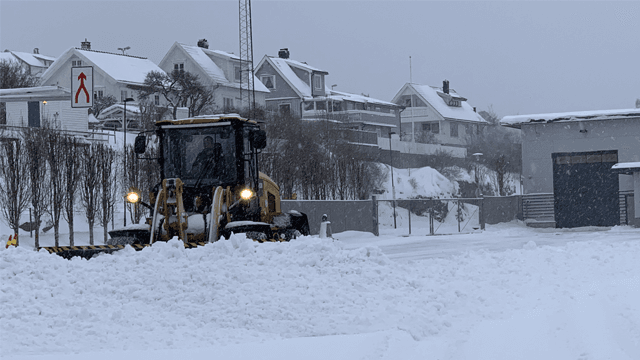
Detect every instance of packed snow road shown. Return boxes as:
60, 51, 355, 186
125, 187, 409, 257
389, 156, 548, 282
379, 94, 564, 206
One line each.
3, 222, 640, 359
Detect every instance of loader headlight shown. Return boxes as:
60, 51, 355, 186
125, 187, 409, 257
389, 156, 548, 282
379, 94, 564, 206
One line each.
126, 190, 140, 204
240, 189, 253, 200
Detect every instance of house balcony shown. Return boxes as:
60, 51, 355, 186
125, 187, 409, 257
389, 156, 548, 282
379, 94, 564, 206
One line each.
302, 109, 398, 127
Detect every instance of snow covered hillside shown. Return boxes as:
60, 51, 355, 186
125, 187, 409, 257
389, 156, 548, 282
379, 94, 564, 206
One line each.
3, 224, 640, 359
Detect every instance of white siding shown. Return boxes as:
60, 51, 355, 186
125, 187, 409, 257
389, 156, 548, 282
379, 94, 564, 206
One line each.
6, 102, 28, 127
5, 100, 87, 131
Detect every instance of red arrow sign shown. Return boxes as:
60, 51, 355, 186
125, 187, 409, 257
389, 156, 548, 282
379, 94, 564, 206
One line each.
75, 72, 90, 103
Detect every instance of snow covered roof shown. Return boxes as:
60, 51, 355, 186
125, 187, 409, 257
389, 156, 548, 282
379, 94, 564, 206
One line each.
41, 48, 163, 86
87, 113, 100, 123
166, 43, 268, 93
392, 83, 486, 123
325, 90, 398, 107
0, 86, 70, 101
265, 57, 313, 98
97, 103, 141, 119
10, 52, 45, 67
500, 108, 640, 128
611, 162, 640, 174
0, 52, 19, 64
280, 57, 327, 74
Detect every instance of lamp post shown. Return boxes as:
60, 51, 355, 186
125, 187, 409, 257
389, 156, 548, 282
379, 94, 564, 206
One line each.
472, 152, 483, 197
389, 130, 397, 229
123, 97, 134, 227
117, 46, 130, 55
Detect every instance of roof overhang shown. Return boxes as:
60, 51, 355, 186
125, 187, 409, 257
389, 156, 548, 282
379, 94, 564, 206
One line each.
0, 86, 71, 102
501, 109, 640, 129
611, 162, 640, 175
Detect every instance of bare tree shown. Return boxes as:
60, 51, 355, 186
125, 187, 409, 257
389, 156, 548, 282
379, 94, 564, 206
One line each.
97, 143, 118, 243
44, 128, 64, 246
0, 132, 29, 244
61, 136, 83, 246
23, 127, 48, 248
139, 70, 214, 119
0, 59, 38, 124
91, 94, 118, 117
260, 111, 383, 200
79, 143, 100, 245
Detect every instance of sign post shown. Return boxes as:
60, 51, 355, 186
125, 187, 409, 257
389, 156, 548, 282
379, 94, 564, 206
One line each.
71, 66, 93, 108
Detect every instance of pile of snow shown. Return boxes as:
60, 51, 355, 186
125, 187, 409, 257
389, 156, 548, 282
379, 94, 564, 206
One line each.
4, 224, 640, 359
377, 165, 457, 200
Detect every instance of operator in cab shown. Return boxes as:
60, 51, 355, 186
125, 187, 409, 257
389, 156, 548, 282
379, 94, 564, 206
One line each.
192, 136, 223, 179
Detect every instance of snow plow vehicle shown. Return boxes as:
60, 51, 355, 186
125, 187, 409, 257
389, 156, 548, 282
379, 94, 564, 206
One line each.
45, 114, 309, 259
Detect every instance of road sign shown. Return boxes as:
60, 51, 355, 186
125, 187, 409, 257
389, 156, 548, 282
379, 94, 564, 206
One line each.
71, 66, 93, 108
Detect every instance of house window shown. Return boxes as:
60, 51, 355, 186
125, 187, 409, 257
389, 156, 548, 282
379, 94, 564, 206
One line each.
261, 75, 275, 90
450, 122, 458, 137
72, 60, 82, 66
223, 97, 234, 109
303, 101, 314, 111
154, 95, 160, 106
404, 98, 412, 107
93, 90, 104, 100
313, 74, 322, 91
279, 103, 291, 115
316, 101, 326, 111
235, 66, 241, 82
174, 63, 184, 74
422, 122, 439, 134
332, 101, 342, 112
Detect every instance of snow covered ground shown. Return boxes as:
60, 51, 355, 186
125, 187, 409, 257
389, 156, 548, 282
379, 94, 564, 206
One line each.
3, 220, 640, 359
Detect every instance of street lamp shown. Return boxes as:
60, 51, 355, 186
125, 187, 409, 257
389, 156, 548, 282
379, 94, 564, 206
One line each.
117, 46, 130, 55
389, 130, 397, 229
472, 152, 483, 197
123, 97, 134, 227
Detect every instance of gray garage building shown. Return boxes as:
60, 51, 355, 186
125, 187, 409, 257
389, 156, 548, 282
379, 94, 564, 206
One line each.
501, 109, 640, 228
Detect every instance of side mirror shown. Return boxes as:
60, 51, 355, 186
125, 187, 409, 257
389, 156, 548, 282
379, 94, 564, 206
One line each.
134, 134, 147, 154
250, 130, 267, 149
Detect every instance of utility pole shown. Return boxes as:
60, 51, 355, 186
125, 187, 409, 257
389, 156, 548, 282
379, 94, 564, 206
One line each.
239, 0, 255, 115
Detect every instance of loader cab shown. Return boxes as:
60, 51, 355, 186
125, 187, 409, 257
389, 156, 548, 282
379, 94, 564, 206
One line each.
155, 115, 265, 196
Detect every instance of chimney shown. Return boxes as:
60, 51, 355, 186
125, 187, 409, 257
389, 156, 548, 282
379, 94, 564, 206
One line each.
473, 107, 476, 112
33, 48, 39, 54
443, 80, 449, 94
81, 38, 91, 50
278, 48, 290, 59
197, 38, 209, 49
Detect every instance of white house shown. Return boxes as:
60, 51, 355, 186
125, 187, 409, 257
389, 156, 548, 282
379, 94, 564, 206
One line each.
158, 41, 269, 111
1, 48, 56, 77
40, 40, 164, 106
255, 49, 402, 141
391, 81, 487, 147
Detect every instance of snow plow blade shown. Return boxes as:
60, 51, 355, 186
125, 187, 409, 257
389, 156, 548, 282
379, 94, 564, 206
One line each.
39, 241, 209, 260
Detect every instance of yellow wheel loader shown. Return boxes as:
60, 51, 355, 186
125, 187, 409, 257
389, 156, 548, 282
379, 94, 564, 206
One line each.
44, 114, 309, 259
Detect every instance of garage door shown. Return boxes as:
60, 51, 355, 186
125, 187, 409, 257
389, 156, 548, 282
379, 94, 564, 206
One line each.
552, 151, 619, 228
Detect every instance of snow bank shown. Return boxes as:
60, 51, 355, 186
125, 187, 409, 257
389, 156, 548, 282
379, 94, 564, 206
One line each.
4, 228, 640, 358
377, 165, 457, 200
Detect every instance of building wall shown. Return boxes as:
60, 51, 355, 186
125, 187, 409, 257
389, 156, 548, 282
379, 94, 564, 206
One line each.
281, 199, 377, 235
521, 118, 640, 195
6, 100, 88, 131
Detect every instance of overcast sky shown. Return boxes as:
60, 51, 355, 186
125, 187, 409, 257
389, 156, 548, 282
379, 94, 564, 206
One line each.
2, 1, 639, 118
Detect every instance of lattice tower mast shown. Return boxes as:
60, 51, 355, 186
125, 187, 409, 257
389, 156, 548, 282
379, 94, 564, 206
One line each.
239, 0, 255, 115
